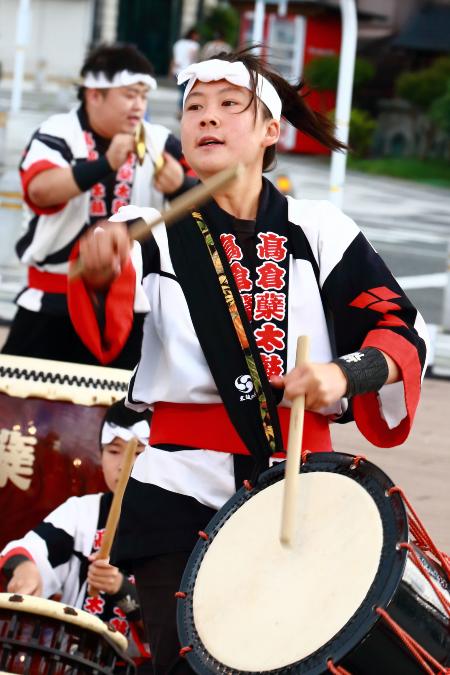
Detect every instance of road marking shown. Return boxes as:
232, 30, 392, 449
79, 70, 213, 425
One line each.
397, 273, 447, 290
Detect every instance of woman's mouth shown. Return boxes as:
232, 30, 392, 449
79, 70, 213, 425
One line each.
198, 136, 224, 148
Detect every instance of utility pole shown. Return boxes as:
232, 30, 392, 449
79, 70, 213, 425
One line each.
252, 0, 265, 47
329, 0, 357, 209
11, 0, 31, 114
99, 0, 119, 43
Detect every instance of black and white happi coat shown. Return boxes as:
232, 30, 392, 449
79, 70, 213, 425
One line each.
89, 178, 428, 565
16, 106, 185, 316
0, 493, 142, 646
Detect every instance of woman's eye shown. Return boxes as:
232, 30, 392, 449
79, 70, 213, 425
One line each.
222, 100, 238, 107
186, 103, 201, 111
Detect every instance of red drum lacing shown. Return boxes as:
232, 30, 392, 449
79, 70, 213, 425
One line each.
376, 608, 449, 675
327, 659, 352, 674
388, 486, 450, 578
326, 484, 450, 675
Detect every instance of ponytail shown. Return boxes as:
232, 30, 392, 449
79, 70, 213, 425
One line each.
215, 48, 346, 171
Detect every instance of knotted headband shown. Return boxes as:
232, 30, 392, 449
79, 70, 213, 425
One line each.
101, 420, 150, 446
83, 70, 157, 90
178, 59, 282, 121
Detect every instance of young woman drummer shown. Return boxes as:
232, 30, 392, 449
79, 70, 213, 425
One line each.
76, 49, 428, 674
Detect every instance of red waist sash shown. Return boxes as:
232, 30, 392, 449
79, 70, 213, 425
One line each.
28, 267, 68, 294
150, 402, 332, 455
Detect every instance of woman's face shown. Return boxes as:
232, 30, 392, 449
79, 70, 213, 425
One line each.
180, 79, 279, 180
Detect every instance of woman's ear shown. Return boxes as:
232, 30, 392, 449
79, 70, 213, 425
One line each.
262, 119, 281, 148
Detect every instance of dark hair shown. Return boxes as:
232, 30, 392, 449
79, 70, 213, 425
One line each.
184, 27, 199, 40
215, 47, 346, 171
77, 43, 155, 102
99, 398, 152, 449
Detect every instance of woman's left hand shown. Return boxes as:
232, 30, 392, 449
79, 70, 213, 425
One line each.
271, 362, 348, 411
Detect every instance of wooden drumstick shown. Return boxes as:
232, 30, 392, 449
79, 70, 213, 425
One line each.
88, 437, 138, 597
69, 164, 242, 280
280, 335, 310, 548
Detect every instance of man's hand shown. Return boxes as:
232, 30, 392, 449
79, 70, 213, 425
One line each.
87, 553, 123, 595
106, 134, 136, 171
7, 560, 43, 596
153, 151, 184, 194
78, 221, 131, 290
271, 362, 348, 411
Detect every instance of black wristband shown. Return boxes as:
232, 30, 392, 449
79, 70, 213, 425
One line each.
333, 347, 389, 398
72, 156, 114, 192
109, 576, 140, 618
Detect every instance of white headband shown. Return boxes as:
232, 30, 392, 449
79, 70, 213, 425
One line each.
178, 59, 282, 121
83, 69, 157, 91
101, 420, 150, 447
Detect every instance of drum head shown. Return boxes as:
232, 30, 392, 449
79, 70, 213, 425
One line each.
177, 453, 408, 674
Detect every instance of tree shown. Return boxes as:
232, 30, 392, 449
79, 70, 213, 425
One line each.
431, 82, 450, 135
197, 5, 240, 48
304, 55, 375, 92
395, 57, 450, 157
349, 108, 377, 158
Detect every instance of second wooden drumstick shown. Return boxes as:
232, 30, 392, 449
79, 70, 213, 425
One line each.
280, 335, 310, 548
88, 437, 138, 597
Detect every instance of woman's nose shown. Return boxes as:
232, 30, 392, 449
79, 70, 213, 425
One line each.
200, 113, 219, 127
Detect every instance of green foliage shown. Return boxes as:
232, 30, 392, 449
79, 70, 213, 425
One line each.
430, 81, 450, 134
395, 57, 450, 111
347, 157, 450, 188
198, 5, 240, 47
304, 56, 375, 92
348, 108, 377, 158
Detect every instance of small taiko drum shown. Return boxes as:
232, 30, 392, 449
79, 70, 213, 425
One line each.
177, 452, 450, 674
0, 355, 131, 549
0, 593, 135, 673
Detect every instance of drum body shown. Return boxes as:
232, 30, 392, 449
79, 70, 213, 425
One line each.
0, 593, 135, 674
0, 355, 131, 549
177, 452, 450, 674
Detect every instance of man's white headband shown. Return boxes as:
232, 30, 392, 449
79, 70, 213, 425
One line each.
83, 70, 157, 90
177, 59, 282, 121
101, 420, 150, 446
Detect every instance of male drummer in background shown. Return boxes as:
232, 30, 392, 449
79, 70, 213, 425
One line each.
0, 400, 153, 673
2, 42, 195, 370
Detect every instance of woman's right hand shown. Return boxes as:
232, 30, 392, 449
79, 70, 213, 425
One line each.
78, 221, 131, 290
7, 560, 43, 596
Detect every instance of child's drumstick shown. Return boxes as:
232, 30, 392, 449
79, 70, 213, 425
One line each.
280, 335, 310, 547
88, 437, 138, 596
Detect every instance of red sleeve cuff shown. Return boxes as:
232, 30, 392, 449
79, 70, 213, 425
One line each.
352, 329, 422, 447
21, 160, 67, 215
67, 243, 136, 365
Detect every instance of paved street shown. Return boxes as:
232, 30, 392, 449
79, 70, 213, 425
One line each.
0, 83, 449, 555
273, 154, 450, 327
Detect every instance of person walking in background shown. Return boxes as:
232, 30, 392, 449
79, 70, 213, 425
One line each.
171, 28, 201, 114
2, 43, 195, 369
199, 29, 232, 60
